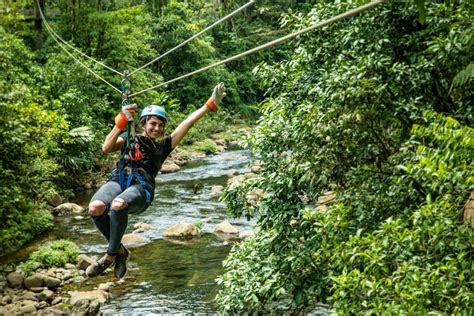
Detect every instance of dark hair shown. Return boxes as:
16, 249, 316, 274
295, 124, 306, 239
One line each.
139, 115, 166, 127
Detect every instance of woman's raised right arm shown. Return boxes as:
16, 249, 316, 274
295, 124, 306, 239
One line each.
102, 127, 124, 153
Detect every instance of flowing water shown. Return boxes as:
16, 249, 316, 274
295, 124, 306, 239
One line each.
1, 150, 255, 314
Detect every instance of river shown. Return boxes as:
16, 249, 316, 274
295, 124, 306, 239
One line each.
1, 149, 255, 314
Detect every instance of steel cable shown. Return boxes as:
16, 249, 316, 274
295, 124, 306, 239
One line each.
36, 0, 122, 94
128, 0, 256, 77
130, 0, 385, 97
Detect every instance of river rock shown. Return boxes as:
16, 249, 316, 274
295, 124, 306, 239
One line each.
210, 185, 224, 197
228, 140, 241, 148
47, 192, 63, 207
39, 306, 66, 315
73, 276, 86, 283
246, 188, 264, 205
7, 272, 24, 289
98, 283, 110, 292
239, 230, 255, 239
134, 222, 153, 231
121, 233, 150, 248
163, 223, 201, 238
77, 254, 95, 270
72, 299, 102, 315
43, 276, 61, 289
174, 159, 187, 166
215, 221, 239, 234
65, 263, 76, 270
2, 294, 12, 305
0, 280, 7, 291
37, 301, 49, 309
214, 139, 227, 147
69, 290, 108, 305
161, 161, 180, 173
227, 169, 238, 177
132, 222, 153, 234
51, 297, 62, 305
463, 191, 474, 224
19, 291, 37, 301
38, 289, 54, 302
18, 302, 37, 314
30, 286, 45, 293
316, 191, 336, 206
228, 174, 245, 186
54, 202, 85, 215
24, 273, 44, 289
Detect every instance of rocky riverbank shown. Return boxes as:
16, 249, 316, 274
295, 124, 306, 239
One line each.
0, 141, 264, 315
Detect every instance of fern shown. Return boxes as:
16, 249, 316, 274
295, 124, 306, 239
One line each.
69, 126, 93, 144
450, 62, 474, 93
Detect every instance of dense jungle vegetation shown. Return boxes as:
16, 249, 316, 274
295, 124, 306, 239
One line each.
217, 0, 473, 314
1, 0, 473, 313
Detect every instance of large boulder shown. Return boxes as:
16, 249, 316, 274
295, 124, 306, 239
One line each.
69, 290, 109, 305
163, 223, 201, 238
47, 192, 64, 207
38, 289, 55, 302
214, 221, 239, 234
121, 233, 150, 248
24, 273, 44, 289
132, 222, 153, 234
161, 161, 181, 173
6, 272, 24, 289
76, 254, 95, 271
43, 276, 61, 289
54, 203, 85, 215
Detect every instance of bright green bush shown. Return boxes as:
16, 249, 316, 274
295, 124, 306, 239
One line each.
19, 240, 79, 276
217, 0, 473, 314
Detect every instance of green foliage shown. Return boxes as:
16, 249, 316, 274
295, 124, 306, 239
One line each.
190, 139, 220, 155
217, 0, 473, 314
19, 240, 79, 276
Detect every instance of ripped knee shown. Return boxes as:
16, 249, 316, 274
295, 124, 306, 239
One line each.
88, 200, 107, 217
111, 198, 127, 211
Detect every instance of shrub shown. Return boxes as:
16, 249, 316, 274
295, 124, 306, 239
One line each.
19, 240, 79, 276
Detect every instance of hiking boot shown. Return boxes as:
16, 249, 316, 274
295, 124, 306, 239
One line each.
86, 256, 114, 277
114, 246, 129, 278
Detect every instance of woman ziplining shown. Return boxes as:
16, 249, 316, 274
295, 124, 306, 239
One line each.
35, 0, 385, 279
86, 83, 226, 278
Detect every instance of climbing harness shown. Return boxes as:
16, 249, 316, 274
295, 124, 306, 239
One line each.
37, 0, 385, 97
115, 71, 153, 204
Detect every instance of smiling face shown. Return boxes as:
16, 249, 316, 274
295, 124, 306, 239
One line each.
141, 115, 165, 139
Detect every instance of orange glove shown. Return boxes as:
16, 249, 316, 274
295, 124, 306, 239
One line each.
114, 104, 137, 131
115, 112, 128, 131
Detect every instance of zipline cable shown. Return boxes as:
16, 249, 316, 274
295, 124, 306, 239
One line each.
42, 22, 122, 93
128, 0, 256, 77
130, 0, 384, 98
36, 0, 123, 77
